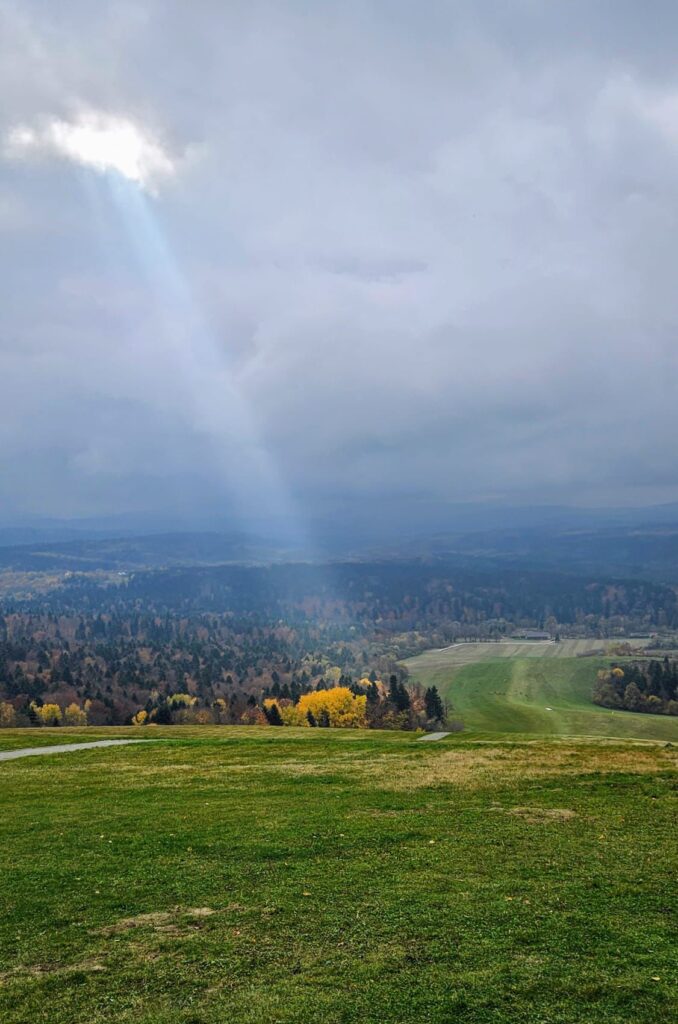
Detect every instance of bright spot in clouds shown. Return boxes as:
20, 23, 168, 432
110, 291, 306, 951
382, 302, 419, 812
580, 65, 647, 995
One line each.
6, 112, 175, 192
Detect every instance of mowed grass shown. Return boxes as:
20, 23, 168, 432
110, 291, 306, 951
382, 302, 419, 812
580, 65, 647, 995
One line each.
0, 728, 142, 752
416, 639, 624, 664
403, 643, 678, 741
1, 728, 677, 1023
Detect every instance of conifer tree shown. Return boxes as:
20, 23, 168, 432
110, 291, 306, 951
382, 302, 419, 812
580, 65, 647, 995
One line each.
424, 686, 445, 722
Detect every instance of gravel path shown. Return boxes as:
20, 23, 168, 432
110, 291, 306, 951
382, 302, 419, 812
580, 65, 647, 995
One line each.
0, 739, 147, 762
418, 732, 450, 742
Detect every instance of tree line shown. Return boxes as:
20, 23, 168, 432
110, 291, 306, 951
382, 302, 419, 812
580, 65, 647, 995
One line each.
2, 556, 677, 729
592, 660, 678, 716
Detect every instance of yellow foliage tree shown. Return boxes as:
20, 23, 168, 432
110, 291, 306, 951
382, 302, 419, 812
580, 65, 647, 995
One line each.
297, 687, 367, 728
280, 704, 305, 726
0, 702, 16, 727
132, 709, 148, 726
64, 702, 88, 726
32, 702, 62, 726
168, 693, 197, 708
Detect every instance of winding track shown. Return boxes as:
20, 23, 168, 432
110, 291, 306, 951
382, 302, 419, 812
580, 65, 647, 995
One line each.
0, 739, 147, 762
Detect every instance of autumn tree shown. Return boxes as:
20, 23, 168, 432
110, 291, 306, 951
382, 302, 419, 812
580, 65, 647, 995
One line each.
64, 702, 88, 726
623, 682, 644, 712
296, 687, 367, 728
0, 702, 16, 727
31, 702, 62, 726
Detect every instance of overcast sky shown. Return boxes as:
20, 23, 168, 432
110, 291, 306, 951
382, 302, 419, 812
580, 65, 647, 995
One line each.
2, 1, 678, 538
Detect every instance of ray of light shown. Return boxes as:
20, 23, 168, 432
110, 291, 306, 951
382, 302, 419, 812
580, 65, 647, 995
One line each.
83, 169, 311, 554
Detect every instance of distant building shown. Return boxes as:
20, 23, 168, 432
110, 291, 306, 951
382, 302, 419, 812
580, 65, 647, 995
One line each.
512, 629, 552, 641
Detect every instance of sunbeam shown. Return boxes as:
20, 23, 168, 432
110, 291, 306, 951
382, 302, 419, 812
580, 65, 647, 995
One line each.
92, 170, 311, 554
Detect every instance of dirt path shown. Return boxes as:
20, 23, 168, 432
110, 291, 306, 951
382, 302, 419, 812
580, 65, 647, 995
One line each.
0, 739, 148, 762
418, 732, 450, 741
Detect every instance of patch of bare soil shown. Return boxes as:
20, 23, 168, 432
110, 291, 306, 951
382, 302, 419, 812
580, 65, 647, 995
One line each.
99, 906, 216, 937
506, 806, 578, 823
0, 958, 105, 984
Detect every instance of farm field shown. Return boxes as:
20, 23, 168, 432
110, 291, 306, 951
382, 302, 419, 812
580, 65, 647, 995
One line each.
403, 642, 678, 741
1, 728, 677, 1023
406, 638, 644, 672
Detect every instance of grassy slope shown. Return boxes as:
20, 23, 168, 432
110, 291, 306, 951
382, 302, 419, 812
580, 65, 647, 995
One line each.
0, 729, 676, 1024
0, 727, 136, 752
0, 725, 410, 753
404, 645, 678, 741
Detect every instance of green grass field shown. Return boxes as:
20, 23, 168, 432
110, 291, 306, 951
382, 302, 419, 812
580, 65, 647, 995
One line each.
403, 642, 678, 741
1, 727, 676, 1023
1, 641, 676, 1020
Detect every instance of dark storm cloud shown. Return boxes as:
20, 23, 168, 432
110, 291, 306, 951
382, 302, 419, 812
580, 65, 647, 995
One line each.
2, 0, 678, 530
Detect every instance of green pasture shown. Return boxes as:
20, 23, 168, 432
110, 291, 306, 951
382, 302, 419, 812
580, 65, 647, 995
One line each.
404, 643, 678, 742
0, 728, 676, 1023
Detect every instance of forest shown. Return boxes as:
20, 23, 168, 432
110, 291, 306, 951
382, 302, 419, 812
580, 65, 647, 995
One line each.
593, 660, 678, 716
7, 557, 678, 630
1, 557, 677, 727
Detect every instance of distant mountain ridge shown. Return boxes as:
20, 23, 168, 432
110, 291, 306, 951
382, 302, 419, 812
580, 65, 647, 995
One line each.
4, 500, 678, 551
2, 516, 678, 582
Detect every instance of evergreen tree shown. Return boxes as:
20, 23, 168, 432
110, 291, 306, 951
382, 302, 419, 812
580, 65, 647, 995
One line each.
389, 675, 411, 712
424, 686, 445, 722
397, 683, 411, 712
265, 702, 284, 726
154, 701, 173, 725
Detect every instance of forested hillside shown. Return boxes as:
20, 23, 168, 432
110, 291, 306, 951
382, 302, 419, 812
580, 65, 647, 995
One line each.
0, 558, 677, 726
593, 660, 678, 715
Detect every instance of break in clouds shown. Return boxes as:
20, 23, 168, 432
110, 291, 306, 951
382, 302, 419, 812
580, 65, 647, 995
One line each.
2, 0, 678, 531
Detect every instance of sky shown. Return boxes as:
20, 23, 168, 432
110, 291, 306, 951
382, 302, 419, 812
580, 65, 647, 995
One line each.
2, 1, 678, 540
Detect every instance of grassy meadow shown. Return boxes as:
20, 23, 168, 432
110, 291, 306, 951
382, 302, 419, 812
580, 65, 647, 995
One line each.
403, 641, 678, 741
1, 727, 677, 1023
2, 640, 676, 1021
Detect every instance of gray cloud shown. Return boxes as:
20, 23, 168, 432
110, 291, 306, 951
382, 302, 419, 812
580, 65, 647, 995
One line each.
2, 0, 678, 536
